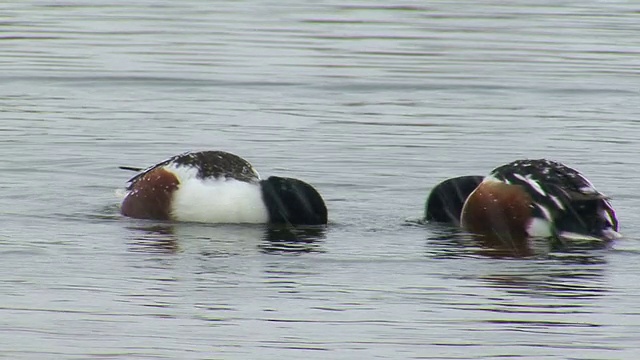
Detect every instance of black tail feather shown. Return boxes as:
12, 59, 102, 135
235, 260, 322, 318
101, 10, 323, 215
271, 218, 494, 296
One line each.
119, 166, 143, 172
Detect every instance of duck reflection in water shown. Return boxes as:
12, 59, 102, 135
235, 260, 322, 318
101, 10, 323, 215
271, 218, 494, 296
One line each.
126, 223, 326, 255
259, 225, 326, 254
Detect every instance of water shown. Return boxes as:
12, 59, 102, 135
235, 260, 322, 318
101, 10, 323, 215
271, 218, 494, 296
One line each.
1, 1, 640, 358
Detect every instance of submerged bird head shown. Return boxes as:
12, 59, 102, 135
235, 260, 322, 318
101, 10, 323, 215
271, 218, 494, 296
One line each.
260, 176, 328, 225
425, 175, 484, 225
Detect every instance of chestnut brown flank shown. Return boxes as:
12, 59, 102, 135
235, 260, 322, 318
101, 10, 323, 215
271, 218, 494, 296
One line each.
121, 168, 180, 220
461, 182, 533, 253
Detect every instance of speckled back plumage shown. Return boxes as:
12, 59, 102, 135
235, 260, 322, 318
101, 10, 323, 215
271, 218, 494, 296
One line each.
126, 151, 260, 190
491, 159, 600, 198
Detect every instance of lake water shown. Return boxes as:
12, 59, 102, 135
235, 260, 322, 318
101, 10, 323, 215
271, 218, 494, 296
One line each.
1, 1, 639, 359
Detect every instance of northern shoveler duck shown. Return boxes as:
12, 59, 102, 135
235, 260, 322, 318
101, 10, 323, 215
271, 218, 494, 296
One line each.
425, 159, 620, 255
458, 159, 620, 248
119, 151, 327, 225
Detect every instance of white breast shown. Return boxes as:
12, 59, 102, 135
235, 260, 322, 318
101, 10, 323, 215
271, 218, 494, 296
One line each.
166, 165, 269, 224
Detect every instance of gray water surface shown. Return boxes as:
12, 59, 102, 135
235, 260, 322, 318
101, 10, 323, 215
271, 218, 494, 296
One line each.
1, 1, 640, 359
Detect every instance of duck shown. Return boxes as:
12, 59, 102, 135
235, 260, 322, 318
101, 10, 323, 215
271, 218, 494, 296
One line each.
457, 159, 620, 248
119, 151, 327, 225
425, 159, 620, 250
